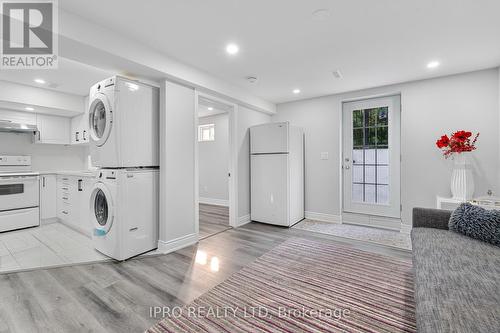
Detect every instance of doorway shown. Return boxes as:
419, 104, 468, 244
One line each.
195, 93, 237, 239
342, 95, 401, 221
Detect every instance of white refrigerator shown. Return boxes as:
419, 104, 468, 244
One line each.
250, 122, 304, 226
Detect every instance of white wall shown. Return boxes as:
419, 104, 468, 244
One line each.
159, 80, 197, 251
0, 132, 88, 171
273, 69, 500, 227
0, 80, 84, 116
237, 106, 273, 218
198, 113, 229, 204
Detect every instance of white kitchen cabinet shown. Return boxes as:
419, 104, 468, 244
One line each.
70, 97, 89, 145
35, 114, 70, 145
56, 175, 93, 236
40, 175, 57, 220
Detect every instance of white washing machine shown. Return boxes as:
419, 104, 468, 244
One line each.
90, 168, 159, 261
88, 76, 160, 168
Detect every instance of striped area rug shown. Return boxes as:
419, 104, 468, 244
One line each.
148, 238, 416, 333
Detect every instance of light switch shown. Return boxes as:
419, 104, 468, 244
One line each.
320, 152, 329, 160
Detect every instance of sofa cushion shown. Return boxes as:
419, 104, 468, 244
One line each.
411, 228, 500, 333
449, 203, 500, 246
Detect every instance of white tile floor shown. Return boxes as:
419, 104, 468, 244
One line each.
0, 223, 110, 274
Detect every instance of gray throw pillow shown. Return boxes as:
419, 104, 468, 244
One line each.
449, 203, 500, 246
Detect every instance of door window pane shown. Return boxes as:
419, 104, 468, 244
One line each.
353, 110, 363, 128
365, 149, 376, 164
352, 149, 364, 165
365, 185, 376, 203
377, 166, 389, 184
377, 149, 389, 164
365, 109, 377, 127
377, 185, 389, 204
378, 107, 388, 125
350, 107, 391, 204
365, 128, 376, 146
365, 166, 376, 183
377, 126, 388, 145
353, 165, 363, 183
353, 129, 363, 147
352, 184, 363, 203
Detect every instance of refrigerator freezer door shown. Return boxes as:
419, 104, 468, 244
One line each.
251, 154, 289, 226
250, 122, 289, 154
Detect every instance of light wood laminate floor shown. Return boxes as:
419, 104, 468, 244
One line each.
0, 222, 411, 333
199, 204, 231, 239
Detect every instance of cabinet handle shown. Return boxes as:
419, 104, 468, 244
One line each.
75, 131, 80, 142
83, 130, 87, 141
62, 197, 68, 200
78, 179, 83, 192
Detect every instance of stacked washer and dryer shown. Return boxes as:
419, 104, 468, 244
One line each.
88, 76, 160, 261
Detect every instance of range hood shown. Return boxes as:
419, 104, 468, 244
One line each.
0, 120, 38, 133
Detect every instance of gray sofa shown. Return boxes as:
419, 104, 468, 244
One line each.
411, 208, 500, 333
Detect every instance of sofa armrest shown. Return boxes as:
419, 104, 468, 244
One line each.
412, 208, 451, 230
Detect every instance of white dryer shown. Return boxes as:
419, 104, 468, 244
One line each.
90, 168, 159, 261
88, 76, 159, 168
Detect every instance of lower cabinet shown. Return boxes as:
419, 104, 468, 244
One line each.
40, 175, 57, 220
56, 175, 93, 236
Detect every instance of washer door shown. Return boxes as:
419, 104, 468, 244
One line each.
90, 182, 114, 236
88, 93, 113, 147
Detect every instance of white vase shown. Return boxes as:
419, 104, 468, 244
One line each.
450, 153, 474, 201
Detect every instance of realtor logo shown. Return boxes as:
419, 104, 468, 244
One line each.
1, 0, 58, 69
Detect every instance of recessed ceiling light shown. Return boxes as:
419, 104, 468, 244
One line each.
312, 8, 331, 21
34, 78, 46, 84
427, 61, 440, 69
25, 107, 34, 111
225, 43, 239, 55
208, 107, 214, 111
293, 89, 301, 94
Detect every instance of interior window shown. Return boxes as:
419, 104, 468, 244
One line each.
198, 124, 215, 142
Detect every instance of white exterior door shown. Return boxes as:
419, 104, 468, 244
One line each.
342, 95, 401, 218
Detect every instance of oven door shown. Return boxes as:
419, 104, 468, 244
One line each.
0, 176, 40, 211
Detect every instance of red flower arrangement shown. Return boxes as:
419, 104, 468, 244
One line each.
436, 130, 479, 158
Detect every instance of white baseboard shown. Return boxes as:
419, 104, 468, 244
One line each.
158, 233, 198, 254
41, 217, 59, 226
305, 211, 342, 224
235, 214, 251, 227
199, 197, 229, 207
400, 223, 412, 234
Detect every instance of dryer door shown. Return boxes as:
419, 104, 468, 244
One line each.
90, 182, 114, 236
89, 93, 113, 147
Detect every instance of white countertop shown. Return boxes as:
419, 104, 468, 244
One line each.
38, 170, 98, 177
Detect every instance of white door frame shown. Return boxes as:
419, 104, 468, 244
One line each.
194, 91, 239, 236
341, 94, 401, 219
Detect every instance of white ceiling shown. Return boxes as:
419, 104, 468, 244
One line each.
0, 57, 113, 96
61, 0, 500, 103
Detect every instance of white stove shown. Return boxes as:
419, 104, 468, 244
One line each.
0, 155, 40, 232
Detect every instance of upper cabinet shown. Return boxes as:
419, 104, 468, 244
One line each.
34, 114, 70, 145
70, 96, 89, 145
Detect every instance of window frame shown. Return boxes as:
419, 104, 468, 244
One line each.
198, 123, 215, 142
